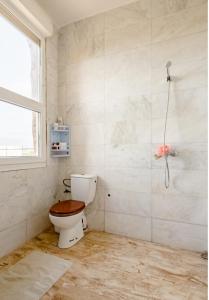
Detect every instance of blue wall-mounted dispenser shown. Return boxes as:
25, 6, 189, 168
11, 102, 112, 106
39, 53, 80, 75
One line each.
50, 124, 70, 157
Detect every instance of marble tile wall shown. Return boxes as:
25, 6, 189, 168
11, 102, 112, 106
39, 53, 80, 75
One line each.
0, 34, 59, 258
57, 0, 207, 251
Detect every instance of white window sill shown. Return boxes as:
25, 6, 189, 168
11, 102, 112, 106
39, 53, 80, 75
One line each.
0, 160, 46, 172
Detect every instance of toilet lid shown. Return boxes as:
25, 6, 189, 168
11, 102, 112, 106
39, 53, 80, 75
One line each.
49, 200, 85, 217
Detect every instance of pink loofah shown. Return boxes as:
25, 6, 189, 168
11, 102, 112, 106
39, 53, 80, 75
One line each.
155, 144, 171, 158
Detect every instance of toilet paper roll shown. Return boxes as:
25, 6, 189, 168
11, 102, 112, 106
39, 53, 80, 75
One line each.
59, 143, 67, 150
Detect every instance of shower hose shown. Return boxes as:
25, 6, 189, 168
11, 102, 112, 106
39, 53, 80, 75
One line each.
163, 79, 171, 189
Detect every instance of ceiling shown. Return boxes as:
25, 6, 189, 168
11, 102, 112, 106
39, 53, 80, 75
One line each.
35, 0, 137, 28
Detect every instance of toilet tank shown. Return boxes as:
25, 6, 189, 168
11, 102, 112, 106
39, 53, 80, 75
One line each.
71, 174, 97, 205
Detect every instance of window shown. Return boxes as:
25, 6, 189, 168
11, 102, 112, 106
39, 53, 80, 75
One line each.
0, 101, 40, 157
0, 4, 46, 170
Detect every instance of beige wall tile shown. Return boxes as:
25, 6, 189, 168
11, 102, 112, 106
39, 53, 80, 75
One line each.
68, 33, 104, 64
105, 120, 151, 145
71, 124, 104, 146
105, 95, 151, 122
105, 0, 151, 31
70, 14, 105, 38
86, 210, 105, 231
67, 80, 105, 103
105, 189, 151, 217
151, 169, 207, 198
151, 0, 207, 18
152, 4, 207, 43
151, 87, 207, 119
105, 21, 151, 54
152, 114, 207, 143
152, 194, 207, 225
151, 31, 207, 69
105, 144, 151, 169
105, 48, 151, 97
67, 57, 105, 84
105, 168, 151, 193
66, 100, 105, 125
0, 196, 28, 232
0, 222, 26, 258
152, 218, 207, 251
26, 212, 51, 241
70, 145, 104, 167
105, 212, 151, 241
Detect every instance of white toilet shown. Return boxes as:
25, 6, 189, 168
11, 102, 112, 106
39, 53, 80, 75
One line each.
49, 174, 97, 248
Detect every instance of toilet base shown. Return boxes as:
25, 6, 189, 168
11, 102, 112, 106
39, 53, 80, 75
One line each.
54, 226, 60, 233
58, 219, 84, 248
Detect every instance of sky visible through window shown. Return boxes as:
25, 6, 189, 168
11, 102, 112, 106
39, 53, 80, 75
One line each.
0, 15, 40, 156
0, 101, 39, 156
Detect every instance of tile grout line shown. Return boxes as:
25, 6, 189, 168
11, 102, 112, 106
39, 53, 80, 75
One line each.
104, 210, 207, 228
103, 29, 106, 232
150, 0, 153, 244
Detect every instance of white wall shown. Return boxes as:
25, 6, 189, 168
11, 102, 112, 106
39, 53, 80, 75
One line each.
0, 34, 59, 257
57, 0, 208, 251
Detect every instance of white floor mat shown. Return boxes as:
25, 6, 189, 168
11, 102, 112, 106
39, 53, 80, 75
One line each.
0, 251, 72, 300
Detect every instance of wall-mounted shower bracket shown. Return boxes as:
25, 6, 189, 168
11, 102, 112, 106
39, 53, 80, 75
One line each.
169, 150, 177, 157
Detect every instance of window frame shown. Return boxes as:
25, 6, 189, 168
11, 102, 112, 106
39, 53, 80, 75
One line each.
0, 7, 46, 171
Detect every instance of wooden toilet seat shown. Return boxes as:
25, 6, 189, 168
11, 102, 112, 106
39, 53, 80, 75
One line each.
49, 200, 85, 217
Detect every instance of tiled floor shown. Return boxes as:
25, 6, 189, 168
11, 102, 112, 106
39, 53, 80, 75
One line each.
0, 229, 207, 299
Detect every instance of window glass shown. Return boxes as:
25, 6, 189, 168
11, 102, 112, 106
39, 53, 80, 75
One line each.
0, 15, 40, 101
0, 100, 39, 157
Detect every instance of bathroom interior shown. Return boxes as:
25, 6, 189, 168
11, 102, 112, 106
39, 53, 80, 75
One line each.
0, 0, 208, 299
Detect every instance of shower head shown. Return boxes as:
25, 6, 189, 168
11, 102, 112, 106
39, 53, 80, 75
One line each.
166, 61, 172, 81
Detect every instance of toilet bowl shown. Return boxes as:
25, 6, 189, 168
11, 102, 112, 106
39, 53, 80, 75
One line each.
49, 200, 85, 248
49, 174, 97, 248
